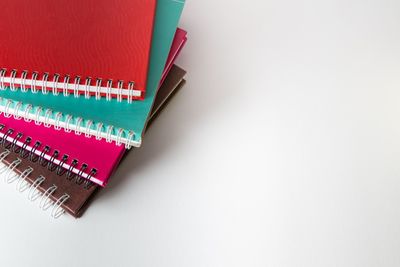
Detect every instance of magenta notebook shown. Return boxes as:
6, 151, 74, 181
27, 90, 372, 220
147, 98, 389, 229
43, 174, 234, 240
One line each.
0, 29, 187, 187
161, 29, 187, 86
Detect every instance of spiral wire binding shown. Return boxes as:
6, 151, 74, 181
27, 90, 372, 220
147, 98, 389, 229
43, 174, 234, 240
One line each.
16, 166, 33, 192
0, 117, 104, 217
0, 148, 93, 219
0, 123, 98, 184
4, 158, 22, 184
0, 98, 138, 148
0, 123, 98, 218
0, 150, 11, 172
0, 68, 140, 102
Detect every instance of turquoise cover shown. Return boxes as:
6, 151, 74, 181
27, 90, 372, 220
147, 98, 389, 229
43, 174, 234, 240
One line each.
0, 0, 185, 146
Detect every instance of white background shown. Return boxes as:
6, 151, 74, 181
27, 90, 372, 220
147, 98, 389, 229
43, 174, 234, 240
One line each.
1, 0, 400, 266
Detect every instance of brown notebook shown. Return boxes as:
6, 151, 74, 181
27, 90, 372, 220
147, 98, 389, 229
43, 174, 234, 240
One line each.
0, 65, 187, 218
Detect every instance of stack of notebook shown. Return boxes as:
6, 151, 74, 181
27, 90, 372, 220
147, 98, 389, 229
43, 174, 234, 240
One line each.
0, 0, 187, 218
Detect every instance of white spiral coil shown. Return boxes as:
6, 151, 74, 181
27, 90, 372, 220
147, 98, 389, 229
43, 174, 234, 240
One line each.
13, 102, 22, 120
16, 167, 33, 193
52, 74, 60, 96
3, 100, 12, 118
0, 68, 141, 102
28, 175, 45, 202
4, 158, 21, 183
31, 72, 39, 93
20, 71, 28, 92
0, 149, 83, 219
10, 70, 17, 91
0, 98, 140, 148
42, 73, 49, 95
34, 106, 43, 125
23, 104, 33, 122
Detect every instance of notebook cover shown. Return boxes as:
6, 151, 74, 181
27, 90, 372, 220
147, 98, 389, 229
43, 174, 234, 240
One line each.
0, 30, 187, 187
161, 28, 187, 86
0, 0, 156, 100
0, 65, 187, 218
0, 0, 186, 148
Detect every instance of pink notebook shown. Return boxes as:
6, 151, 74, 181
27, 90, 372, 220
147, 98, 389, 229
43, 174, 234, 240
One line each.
0, 29, 187, 187
161, 29, 187, 85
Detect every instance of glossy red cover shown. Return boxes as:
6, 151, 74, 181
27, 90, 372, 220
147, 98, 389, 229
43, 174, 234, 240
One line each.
0, 0, 156, 96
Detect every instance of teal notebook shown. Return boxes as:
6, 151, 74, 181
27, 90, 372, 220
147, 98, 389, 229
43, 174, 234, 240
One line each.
0, 0, 185, 148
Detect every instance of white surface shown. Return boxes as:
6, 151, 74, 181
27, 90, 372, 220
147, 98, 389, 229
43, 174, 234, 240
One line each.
1, 0, 400, 266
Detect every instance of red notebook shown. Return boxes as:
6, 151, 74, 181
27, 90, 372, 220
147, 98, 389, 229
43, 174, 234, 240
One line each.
0, 0, 156, 102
